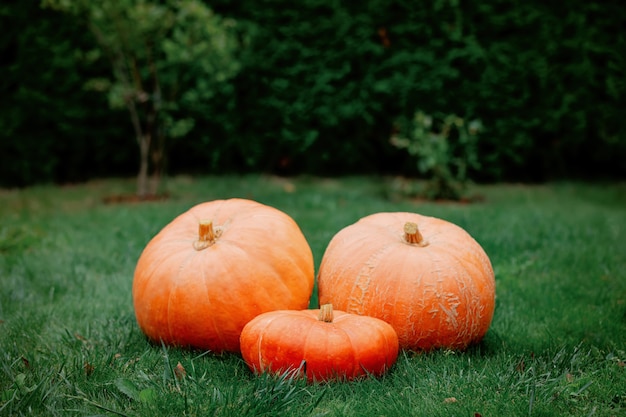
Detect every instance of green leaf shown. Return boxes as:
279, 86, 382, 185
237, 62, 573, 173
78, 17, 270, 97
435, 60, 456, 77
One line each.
114, 378, 140, 401
138, 388, 157, 404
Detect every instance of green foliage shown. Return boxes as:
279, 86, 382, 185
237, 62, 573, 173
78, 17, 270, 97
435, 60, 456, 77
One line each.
0, 0, 134, 187
1, 1, 625, 185
391, 111, 482, 200
460, 1, 626, 180
210, 0, 626, 178
202, 0, 391, 173
42, 0, 241, 195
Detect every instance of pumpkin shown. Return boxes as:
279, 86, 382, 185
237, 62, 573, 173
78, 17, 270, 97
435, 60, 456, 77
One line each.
317, 212, 495, 351
132, 198, 314, 353
240, 304, 399, 382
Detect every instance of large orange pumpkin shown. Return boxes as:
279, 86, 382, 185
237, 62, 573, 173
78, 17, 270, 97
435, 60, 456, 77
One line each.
240, 304, 399, 382
317, 212, 495, 351
132, 198, 314, 353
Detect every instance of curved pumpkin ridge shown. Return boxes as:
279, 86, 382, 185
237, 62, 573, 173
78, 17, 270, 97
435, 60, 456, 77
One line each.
165, 250, 195, 345
340, 321, 360, 380
400, 221, 492, 350
136, 247, 193, 345
337, 312, 362, 379
216, 208, 313, 309
430, 227, 494, 331
390, 239, 439, 348
317, 218, 368, 322
346, 221, 399, 311
259, 311, 317, 376
403, 236, 476, 349
395, 213, 491, 349
389, 245, 429, 345
219, 228, 304, 312
242, 217, 311, 307
332, 314, 375, 378
443, 254, 476, 347
251, 316, 272, 374
438, 244, 494, 347
454, 245, 495, 342
163, 248, 221, 349
303, 312, 357, 381
170, 205, 244, 350
362, 316, 398, 373
435, 248, 459, 318
197, 247, 229, 350
205, 240, 281, 351
184, 203, 236, 350
333, 311, 399, 377
250, 313, 283, 374
300, 314, 326, 379
135, 235, 187, 296
263, 211, 315, 302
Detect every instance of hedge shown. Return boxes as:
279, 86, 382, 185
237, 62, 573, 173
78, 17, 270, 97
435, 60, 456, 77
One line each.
1, 0, 624, 187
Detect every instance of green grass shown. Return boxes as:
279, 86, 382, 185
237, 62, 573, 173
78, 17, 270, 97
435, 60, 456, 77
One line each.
1, 176, 625, 416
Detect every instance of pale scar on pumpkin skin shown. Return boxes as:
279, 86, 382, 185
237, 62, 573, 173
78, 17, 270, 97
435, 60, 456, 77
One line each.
347, 243, 395, 314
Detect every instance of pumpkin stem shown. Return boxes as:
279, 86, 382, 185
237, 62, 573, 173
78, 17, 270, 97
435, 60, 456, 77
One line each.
193, 220, 219, 250
318, 304, 334, 323
403, 222, 428, 246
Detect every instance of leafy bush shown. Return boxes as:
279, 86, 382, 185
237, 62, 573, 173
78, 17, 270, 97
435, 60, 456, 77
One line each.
43, 0, 242, 196
211, 0, 626, 180
391, 111, 482, 200
0, 2, 134, 187
1, 0, 624, 186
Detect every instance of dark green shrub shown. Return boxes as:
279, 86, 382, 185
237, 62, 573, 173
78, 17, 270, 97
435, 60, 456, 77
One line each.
0, 1, 134, 187
391, 111, 481, 200
1, 0, 624, 186
185, 0, 624, 180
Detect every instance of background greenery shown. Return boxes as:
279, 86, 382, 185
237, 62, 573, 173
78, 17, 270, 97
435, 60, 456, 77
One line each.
2, 0, 625, 187
1, 176, 625, 415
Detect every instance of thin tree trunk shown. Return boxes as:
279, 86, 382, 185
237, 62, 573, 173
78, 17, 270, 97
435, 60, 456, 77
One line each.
147, 42, 163, 197
125, 96, 151, 198
149, 132, 164, 197
137, 133, 151, 198
90, 22, 151, 198
88, 14, 167, 199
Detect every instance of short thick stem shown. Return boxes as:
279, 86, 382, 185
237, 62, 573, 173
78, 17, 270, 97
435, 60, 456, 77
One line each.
318, 304, 334, 323
193, 220, 217, 250
403, 222, 428, 246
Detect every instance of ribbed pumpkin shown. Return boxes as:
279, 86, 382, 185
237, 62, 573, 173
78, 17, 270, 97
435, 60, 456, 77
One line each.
132, 198, 314, 353
317, 212, 495, 352
240, 304, 399, 382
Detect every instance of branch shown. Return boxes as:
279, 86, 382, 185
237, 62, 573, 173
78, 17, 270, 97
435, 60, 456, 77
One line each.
87, 19, 144, 145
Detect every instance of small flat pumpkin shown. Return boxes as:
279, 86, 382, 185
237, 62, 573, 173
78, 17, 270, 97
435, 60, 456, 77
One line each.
240, 304, 399, 382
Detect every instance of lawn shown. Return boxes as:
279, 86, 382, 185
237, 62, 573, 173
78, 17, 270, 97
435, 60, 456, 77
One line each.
1, 175, 625, 416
